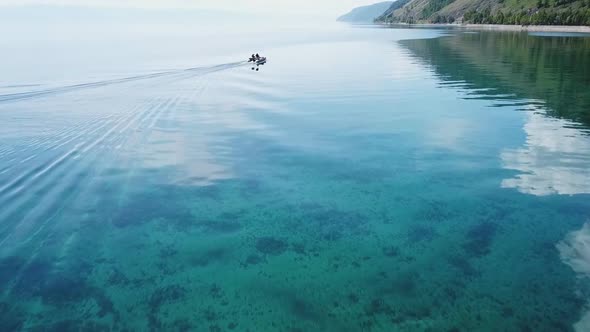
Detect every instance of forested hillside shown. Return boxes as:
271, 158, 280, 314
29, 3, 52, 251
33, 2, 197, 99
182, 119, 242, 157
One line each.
375, 0, 590, 25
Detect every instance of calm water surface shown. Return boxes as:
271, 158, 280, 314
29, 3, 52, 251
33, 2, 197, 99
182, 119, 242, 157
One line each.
1, 24, 590, 331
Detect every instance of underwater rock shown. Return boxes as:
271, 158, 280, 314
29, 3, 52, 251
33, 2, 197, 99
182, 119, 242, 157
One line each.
39, 276, 89, 305
159, 246, 178, 259
171, 319, 192, 332
149, 285, 186, 311
386, 272, 417, 297
289, 296, 322, 323
382, 246, 400, 257
148, 285, 187, 329
111, 189, 193, 229
447, 255, 480, 277
0, 302, 25, 332
191, 248, 228, 267
199, 220, 242, 234
0, 256, 25, 287
255, 237, 288, 255
244, 254, 265, 266
202, 307, 219, 322
416, 199, 455, 223
30, 320, 110, 332
364, 298, 391, 316
407, 225, 437, 243
209, 283, 223, 299
291, 243, 307, 256
297, 205, 368, 242
463, 222, 498, 257
11, 259, 53, 296
347, 293, 360, 304
501, 306, 515, 317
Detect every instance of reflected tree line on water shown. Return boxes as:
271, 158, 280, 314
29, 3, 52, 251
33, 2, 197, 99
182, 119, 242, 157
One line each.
400, 32, 590, 127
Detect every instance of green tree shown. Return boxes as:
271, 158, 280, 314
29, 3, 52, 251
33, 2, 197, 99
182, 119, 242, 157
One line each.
520, 12, 531, 25
495, 11, 505, 24
482, 7, 492, 23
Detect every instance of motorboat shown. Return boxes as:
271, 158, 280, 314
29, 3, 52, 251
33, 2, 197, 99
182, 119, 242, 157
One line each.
248, 56, 267, 65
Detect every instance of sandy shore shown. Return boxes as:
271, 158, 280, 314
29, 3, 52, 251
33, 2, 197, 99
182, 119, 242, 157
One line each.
460, 24, 590, 33
378, 22, 590, 33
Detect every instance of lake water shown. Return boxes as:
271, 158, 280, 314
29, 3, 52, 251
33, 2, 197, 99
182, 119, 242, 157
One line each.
1, 22, 590, 331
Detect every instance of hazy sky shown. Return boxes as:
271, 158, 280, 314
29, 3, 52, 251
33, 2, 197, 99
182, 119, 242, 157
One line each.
0, 0, 383, 17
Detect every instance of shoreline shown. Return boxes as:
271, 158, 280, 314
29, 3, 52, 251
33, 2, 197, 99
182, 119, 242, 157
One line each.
460, 24, 590, 33
378, 22, 590, 33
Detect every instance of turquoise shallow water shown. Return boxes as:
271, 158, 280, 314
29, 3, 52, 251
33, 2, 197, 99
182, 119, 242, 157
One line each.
1, 25, 590, 331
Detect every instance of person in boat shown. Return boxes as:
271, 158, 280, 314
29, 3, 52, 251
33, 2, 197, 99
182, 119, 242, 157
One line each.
255, 53, 260, 60
250, 54, 256, 62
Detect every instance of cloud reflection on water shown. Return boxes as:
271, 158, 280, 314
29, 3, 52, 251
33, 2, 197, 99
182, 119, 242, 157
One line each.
558, 223, 590, 332
501, 111, 590, 196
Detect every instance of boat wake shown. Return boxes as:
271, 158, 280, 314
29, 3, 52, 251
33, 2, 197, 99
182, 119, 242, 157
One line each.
0, 61, 248, 103
0, 59, 252, 252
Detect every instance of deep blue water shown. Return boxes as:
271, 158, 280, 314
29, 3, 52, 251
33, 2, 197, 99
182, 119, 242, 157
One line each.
1, 24, 590, 331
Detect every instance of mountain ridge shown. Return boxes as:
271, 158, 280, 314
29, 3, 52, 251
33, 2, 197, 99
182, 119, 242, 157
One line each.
337, 2, 393, 23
